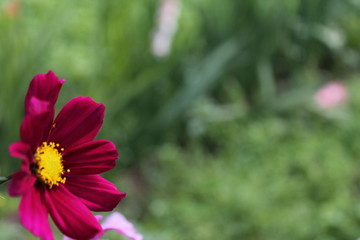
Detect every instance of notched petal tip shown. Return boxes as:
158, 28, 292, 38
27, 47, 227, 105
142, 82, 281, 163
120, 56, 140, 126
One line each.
25, 71, 65, 115
119, 191, 127, 200
46, 70, 66, 84
71, 96, 106, 113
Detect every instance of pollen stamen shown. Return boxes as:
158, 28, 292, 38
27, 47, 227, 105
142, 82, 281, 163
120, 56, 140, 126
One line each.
34, 142, 69, 188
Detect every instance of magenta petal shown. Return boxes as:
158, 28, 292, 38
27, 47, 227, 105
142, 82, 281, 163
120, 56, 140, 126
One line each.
65, 175, 126, 211
63, 140, 118, 175
45, 185, 102, 240
101, 212, 143, 240
62, 216, 105, 240
26, 97, 51, 115
25, 71, 65, 115
48, 97, 105, 149
8, 171, 36, 197
8, 142, 34, 197
20, 97, 54, 151
9, 142, 30, 159
9, 142, 31, 167
19, 186, 54, 240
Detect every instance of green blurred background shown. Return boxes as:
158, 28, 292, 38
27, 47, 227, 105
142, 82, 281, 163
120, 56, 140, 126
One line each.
2, 0, 360, 239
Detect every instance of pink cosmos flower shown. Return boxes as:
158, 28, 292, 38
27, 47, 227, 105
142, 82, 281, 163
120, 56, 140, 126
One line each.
8, 71, 126, 240
63, 212, 143, 240
314, 81, 348, 109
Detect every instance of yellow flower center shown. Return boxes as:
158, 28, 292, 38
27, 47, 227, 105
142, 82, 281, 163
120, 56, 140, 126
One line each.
34, 142, 69, 188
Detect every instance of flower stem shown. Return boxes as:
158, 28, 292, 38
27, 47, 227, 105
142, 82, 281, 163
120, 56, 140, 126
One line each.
0, 175, 12, 185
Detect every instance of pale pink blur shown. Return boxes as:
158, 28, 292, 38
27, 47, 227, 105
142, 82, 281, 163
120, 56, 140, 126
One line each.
151, 0, 181, 57
63, 212, 143, 240
314, 81, 348, 109
4, 0, 20, 18
101, 212, 143, 240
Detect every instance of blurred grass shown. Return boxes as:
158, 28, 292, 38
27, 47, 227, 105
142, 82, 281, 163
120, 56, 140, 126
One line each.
1, 0, 360, 239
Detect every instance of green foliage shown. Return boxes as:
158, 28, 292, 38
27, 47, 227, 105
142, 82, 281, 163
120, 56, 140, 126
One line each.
1, 0, 360, 239
0, 0, 359, 170
142, 92, 360, 239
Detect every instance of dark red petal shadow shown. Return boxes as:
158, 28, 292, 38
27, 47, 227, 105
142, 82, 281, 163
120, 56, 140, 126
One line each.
63, 140, 117, 175
8, 171, 36, 197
